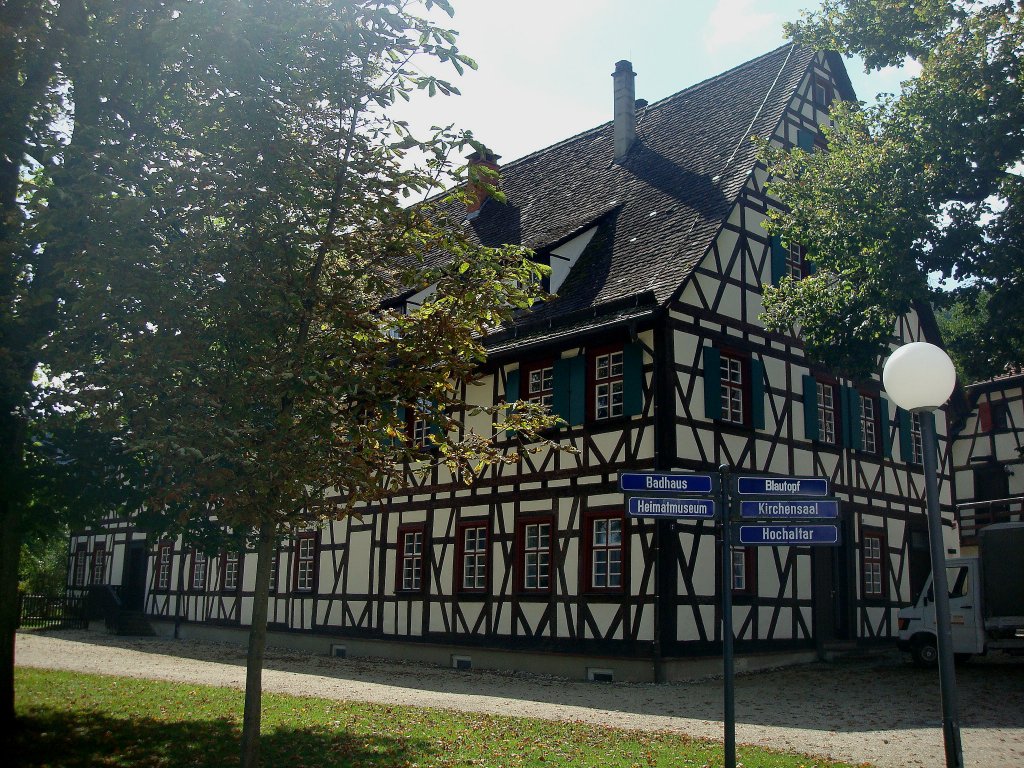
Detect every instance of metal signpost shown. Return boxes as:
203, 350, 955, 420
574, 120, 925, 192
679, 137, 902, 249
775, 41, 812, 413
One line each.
620, 469, 841, 768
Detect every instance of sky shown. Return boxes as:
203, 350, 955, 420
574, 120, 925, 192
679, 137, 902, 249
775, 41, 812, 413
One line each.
393, 0, 921, 165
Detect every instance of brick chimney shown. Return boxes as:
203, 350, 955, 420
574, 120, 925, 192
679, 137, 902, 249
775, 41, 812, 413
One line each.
612, 60, 636, 163
465, 148, 501, 217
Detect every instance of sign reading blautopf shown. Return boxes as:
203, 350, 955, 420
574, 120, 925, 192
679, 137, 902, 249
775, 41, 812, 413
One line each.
739, 500, 839, 519
619, 472, 715, 495
628, 497, 715, 519
736, 476, 828, 497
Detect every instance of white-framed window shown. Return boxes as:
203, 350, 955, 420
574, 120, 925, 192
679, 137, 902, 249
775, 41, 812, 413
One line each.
157, 542, 172, 590
911, 412, 923, 464
527, 365, 554, 410
588, 516, 623, 590
91, 545, 106, 585
295, 535, 315, 592
860, 393, 879, 454
862, 533, 885, 598
459, 523, 488, 592
399, 527, 424, 591
73, 545, 88, 587
816, 381, 838, 444
786, 242, 806, 279
191, 551, 207, 590
593, 351, 624, 420
720, 354, 745, 425
521, 520, 551, 591
222, 551, 239, 591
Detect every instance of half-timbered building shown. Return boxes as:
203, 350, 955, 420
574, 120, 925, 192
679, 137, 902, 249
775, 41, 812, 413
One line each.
68, 44, 962, 681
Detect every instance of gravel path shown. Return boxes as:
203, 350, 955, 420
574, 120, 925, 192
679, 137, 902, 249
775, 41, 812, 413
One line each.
15, 629, 1024, 767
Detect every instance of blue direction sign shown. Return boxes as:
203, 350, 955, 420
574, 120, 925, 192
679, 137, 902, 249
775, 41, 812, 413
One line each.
740, 500, 839, 519
738, 524, 839, 546
628, 497, 715, 519
736, 476, 828, 497
620, 472, 714, 494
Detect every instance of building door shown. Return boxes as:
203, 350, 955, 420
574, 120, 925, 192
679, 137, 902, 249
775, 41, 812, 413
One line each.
813, 515, 853, 645
122, 541, 148, 611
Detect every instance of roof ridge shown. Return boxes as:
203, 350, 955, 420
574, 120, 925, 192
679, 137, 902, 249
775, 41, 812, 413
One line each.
495, 43, 802, 172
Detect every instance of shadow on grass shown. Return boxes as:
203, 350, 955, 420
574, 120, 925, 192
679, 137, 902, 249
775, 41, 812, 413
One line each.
13, 707, 433, 768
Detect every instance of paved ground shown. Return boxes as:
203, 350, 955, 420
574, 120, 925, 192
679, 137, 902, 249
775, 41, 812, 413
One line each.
14, 629, 1024, 767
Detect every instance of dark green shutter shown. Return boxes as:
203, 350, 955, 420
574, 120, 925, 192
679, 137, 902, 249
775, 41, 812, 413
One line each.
623, 342, 644, 417
880, 398, 892, 458
803, 375, 819, 440
770, 236, 788, 286
798, 129, 815, 152
898, 408, 914, 462
750, 358, 765, 429
847, 387, 863, 450
504, 368, 521, 437
552, 358, 572, 426
552, 356, 585, 427
568, 355, 585, 426
505, 368, 520, 403
703, 347, 721, 420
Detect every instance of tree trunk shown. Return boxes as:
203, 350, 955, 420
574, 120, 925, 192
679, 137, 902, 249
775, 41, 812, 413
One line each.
239, 520, 277, 768
0, 497, 23, 728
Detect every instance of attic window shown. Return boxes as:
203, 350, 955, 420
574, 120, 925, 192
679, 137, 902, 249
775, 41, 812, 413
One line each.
813, 77, 833, 109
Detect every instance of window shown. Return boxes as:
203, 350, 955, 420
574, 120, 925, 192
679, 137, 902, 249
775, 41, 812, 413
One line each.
222, 551, 240, 591
859, 393, 880, 454
518, 518, 553, 593
293, 534, 316, 592
523, 360, 554, 411
586, 513, 624, 592
456, 521, 488, 593
409, 411, 430, 449
268, 549, 279, 593
720, 354, 745, 425
157, 542, 173, 590
91, 544, 106, 585
592, 350, 624, 420
910, 412, 923, 464
191, 551, 208, 591
813, 76, 833, 109
816, 381, 839, 445
980, 401, 1009, 432
397, 525, 425, 592
785, 242, 807, 280
731, 546, 756, 595
73, 544, 88, 587
862, 533, 885, 598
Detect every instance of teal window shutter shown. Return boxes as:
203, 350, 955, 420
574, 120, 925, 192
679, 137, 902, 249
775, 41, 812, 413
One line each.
552, 358, 572, 425
770, 236, 787, 286
703, 347, 722, 420
797, 129, 815, 152
880, 398, 892, 458
750, 358, 765, 429
568, 355, 586, 426
622, 342, 644, 417
505, 368, 520, 403
802, 375, 819, 440
898, 408, 914, 462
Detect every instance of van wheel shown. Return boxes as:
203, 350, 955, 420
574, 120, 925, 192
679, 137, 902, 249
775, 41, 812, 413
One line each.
912, 637, 938, 667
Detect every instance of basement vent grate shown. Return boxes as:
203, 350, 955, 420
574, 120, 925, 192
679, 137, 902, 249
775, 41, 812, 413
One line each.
451, 655, 472, 671
587, 667, 614, 683
330, 644, 347, 659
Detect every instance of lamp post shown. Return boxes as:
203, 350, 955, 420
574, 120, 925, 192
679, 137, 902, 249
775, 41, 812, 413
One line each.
882, 341, 963, 768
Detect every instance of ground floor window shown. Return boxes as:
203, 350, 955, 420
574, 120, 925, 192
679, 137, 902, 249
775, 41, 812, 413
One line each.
862, 532, 886, 598
457, 521, 488, 593
731, 546, 756, 595
294, 534, 316, 592
191, 551, 207, 591
585, 513, 624, 591
398, 525, 425, 592
222, 551, 240, 592
157, 542, 173, 590
91, 544, 106, 585
518, 518, 552, 593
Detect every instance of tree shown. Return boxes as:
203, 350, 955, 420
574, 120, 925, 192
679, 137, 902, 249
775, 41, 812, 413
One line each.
758, 0, 1023, 380
3, 1, 558, 765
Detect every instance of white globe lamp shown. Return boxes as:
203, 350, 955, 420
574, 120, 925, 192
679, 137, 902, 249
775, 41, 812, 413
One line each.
882, 341, 956, 411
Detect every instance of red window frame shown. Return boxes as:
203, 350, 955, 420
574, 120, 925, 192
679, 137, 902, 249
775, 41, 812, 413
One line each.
455, 520, 489, 594
730, 546, 757, 596
816, 379, 840, 445
91, 543, 106, 585
859, 392, 881, 454
516, 516, 554, 594
72, 543, 88, 587
862, 531, 887, 599
520, 359, 555, 411
583, 511, 626, 594
396, 524, 426, 593
719, 351, 749, 426
190, 550, 208, 591
221, 550, 241, 593
588, 345, 624, 422
156, 541, 173, 591
292, 533, 317, 593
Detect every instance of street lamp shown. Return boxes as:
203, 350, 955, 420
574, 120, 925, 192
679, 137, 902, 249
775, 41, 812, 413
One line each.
882, 341, 963, 768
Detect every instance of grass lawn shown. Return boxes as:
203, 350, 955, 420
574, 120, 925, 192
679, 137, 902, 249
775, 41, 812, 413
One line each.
14, 667, 867, 767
